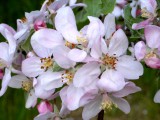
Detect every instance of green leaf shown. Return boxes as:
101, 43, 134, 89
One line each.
83, 0, 102, 17
124, 5, 144, 39
101, 0, 116, 15
52, 62, 63, 72
21, 31, 34, 53
156, 0, 160, 9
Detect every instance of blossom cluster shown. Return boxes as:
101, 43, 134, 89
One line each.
0, 0, 160, 120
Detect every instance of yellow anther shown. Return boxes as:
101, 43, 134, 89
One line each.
40, 57, 53, 70
65, 41, 75, 48
145, 51, 157, 59
141, 8, 154, 18
22, 81, 32, 92
77, 36, 87, 44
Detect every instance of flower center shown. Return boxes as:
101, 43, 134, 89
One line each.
61, 71, 74, 85
65, 41, 75, 48
22, 81, 32, 92
101, 97, 117, 111
102, 54, 118, 69
141, 8, 154, 18
145, 51, 157, 59
77, 36, 87, 44
40, 57, 53, 70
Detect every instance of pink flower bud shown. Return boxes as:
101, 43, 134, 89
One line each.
37, 101, 53, 114
0, 69, 3, 79
34, 20, 46, 31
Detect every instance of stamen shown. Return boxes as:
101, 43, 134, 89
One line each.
65, 41, 75, 48
102, 54, 118, 69
61, 71, 74, 85
77, 36, 87, 44
145, 51, 157, 59
40, 57, 53, 70
21, 17, 27, 23
141, 8, 153, 18
100, 98, 117, 111
22, 81, 32, 92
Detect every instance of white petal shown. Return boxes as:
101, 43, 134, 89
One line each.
73, 62, 100, 88
8, 75, 29, 88
53, 46, 76, 69
82, 96, 102, 120
68, 48, 87, 62
22, 57, 45, 77
104, 13, 116, 39
116, 55, 144, 79
25, 89, 37, 108
0, 42, 9, 63
154, 90, 160, 103
0, 68, 11, 96
97, 69, 125, 92
110, 96, 130, 114
108, 29, 128, 57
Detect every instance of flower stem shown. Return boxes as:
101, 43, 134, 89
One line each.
97, 110, 104, 120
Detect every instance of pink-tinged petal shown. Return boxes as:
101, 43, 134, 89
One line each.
53, 46, 76, 69
108, 29, 128, 57
55, 7, 79, 44
101, 38, 108, 54
134, 41, 146, 61
68, 48, 87, 62
66, 84, 84, 110
25, 89, 37, 108
37, 101, 53, 114
97, 69, 125, 92
131, 6, 137, 18
132, 18, 153, 30
145, 57, 160, 69
116, 55, 144, 79
104, 13, 116, 39
37, 71, 64, 91
154, 90, 160, 103
60, 86, 68, 106
60, 104, 71, 117
73, 62, 100, 88
90, 38, 102, 59
8, 75, 29, 88
48, 0, 68, 13
140, 0, 157, 14
82, 96, 102, 120
87, 17, 105, 48
34, 112, 57, 120
110, 96, 130, 114
112, 6, 122, 18
0, 24, 16, 35
0, 68, 11, 96
34, 77, 55, 99
88, 16, 105, 37
145, 25, 160, 49
31, 38, 53, 58
0, 42, 9, 63
22, 57, 45, 77
112, 82, 141, 98
31, 28, 64, 49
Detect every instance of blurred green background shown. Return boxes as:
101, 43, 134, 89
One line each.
0, 0, 160, 120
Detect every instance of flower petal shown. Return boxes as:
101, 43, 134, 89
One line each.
22, 57, 45, 77
8, 75, 29, 88
110, 96, 130, 114
112, 82, 141, 98
68, 48, 87, 62
53, 46, 76, 69
73, 62, 100, 88
0, 68, 11, 96
104, 13, 116, 39
97, 69, 125, 92
25, 89, 37, 108
55, 7, 79, 44
134, 41, 146, 61
145, 25, 160, 49
31, 28, 64, 49
116, 55, 144, 79
108, 29, 128, 57
0, 42, 9, 63
145, 57, 160, 69
154, 90, 160, 103
82, 95, 102, 120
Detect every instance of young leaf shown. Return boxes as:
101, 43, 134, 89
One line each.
101, 0, 116, 15
83, 0, 102, 17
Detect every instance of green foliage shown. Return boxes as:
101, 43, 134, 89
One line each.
124, 5, 144, 39
156, 0, 160, 9
101, 0, 116, 15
